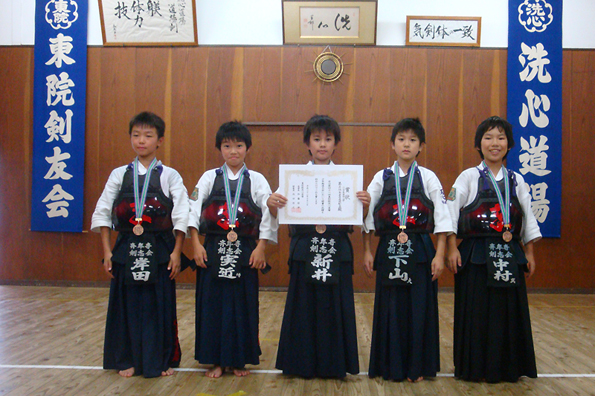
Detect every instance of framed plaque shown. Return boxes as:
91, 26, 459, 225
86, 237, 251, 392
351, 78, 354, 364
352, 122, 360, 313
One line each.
98, 0, 198, 46
406, 16, 481, 47
283, 0, 377, 45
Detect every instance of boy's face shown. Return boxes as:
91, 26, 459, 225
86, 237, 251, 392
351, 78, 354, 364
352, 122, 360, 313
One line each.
391, 129, 423, 163
130, 124, 163, 160
478, 126, 509, 165
306, 129, 336, 164
220, 138, 249, 171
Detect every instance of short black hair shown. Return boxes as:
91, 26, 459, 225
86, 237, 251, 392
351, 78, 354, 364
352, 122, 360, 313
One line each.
129, 111, 165, 138
303, 115, 341, 144
474, 116, 515, 159
215, 121, 252, 150
391, 118, 426, 144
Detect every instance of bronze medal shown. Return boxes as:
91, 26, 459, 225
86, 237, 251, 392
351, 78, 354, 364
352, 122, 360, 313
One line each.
503, 230, 513, 242
397, 230, 408, 244
315, 224, 327, 234
227, 230, 238, 242
133, 223, 144, 236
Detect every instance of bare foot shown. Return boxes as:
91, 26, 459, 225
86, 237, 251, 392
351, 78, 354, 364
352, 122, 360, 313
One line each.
407, 376, 424, 382
118, 367, 135, 377
161, 367, 175, 376
205, 365, 224, 378
233, 367, 250, 377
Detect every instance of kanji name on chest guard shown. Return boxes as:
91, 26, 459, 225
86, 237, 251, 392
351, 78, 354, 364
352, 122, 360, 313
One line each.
129, 242, 154, 282
387, 239, 414, 284
489, 243, 516, 284
309, 237, 337, 283
218, 239, 242, 279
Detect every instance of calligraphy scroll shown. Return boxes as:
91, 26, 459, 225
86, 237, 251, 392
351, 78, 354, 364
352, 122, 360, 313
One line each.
31, 0, 87, 232
98, 0, 198, 46
507, 0, 562, 237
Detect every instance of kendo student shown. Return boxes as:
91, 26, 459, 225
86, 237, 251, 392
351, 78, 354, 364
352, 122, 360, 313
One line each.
189, 121, 277, 378
91, 111, 190, 378
446, 116, 541, 382
268, 114, 371, 378
362, 118, 453, 382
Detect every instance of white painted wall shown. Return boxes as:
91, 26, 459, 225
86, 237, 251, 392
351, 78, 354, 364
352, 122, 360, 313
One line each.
1, 0, 594, 48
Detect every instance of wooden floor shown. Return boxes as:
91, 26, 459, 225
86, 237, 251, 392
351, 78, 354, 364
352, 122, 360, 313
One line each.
0, 286, 594, 396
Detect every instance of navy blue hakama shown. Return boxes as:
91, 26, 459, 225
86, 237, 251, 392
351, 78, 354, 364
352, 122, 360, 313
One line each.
103, 253, 181, 378
453, 238, 537, 382
275, 232, 359, 378
194, 236, 261, 368
368, 233, 440, 381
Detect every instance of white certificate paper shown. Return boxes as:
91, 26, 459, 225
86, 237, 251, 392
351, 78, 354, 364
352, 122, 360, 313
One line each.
278, 164, 363, 225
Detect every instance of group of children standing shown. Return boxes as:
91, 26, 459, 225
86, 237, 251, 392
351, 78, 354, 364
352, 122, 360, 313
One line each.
91, 111, 541, 383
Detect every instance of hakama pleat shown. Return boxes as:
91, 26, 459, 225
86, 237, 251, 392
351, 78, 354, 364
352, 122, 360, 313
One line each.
103, 262, 181, 378
275, 258, 359, 378
454, 240, 537, 382
368, 235, 440, 381
194, 263, 261, 367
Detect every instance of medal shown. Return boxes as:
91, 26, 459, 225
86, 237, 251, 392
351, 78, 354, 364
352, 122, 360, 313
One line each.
227, 226, 238, 242
315, 224, 327, 234
133, 220, 144, 236
227, 231, 238, 242
394, 161, 417, 244
503, 229, 513, 242
482, 161, 513, 243
222, 163, 247, 240
132, 157, 158, 236
397, 228, 408, 244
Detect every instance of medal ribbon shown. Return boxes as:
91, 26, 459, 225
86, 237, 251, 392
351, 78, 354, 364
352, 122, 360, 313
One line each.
394, 161, 417, 229
482, 161, 511, 228
133, 157, 158, 223
222, 163, 247, 229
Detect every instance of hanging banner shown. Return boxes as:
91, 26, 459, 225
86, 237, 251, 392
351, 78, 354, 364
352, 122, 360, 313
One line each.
507, 0, 562, 238
31, 0, 88, 232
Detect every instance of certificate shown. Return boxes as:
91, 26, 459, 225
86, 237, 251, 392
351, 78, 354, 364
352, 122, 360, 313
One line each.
278, 164, 363, 225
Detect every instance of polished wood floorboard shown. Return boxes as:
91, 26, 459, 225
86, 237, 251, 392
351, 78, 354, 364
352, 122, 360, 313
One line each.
0, 286, 593, 395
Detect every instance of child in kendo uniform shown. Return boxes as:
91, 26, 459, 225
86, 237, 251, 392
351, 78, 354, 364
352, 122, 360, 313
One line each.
446, 116, 541, 382
189, 121, 277, 378
363, 118, 452, 382
91, 111, 189, 378
268, 114, 370, 378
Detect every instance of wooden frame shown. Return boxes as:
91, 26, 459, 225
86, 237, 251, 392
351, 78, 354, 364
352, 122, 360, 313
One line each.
406, 16, 481, 47
98, 0, 198, 46
282, 0, 377, 45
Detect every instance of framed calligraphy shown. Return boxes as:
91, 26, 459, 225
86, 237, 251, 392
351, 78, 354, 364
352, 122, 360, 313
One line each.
406, 16, 481, 47
282, 0, 377, 45
98, 0, 198, 46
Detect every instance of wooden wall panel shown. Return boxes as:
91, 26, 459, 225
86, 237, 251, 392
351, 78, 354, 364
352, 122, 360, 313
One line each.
278, 47, 318, 121
317, 50, 354, 125
543, 49, 595, 289
167, 47, 210, 283
204, 47, 237, 167
1, 46, 594, 290
243, 47, 282, 123
249, 127, 306, 287
0, 47, 32, 281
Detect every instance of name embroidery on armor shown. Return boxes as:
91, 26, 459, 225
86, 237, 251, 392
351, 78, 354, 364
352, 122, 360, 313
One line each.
488, 242, 517, 285
217, 239, 242, 279
309, 236, 337, 283
386, 238, 414, 284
